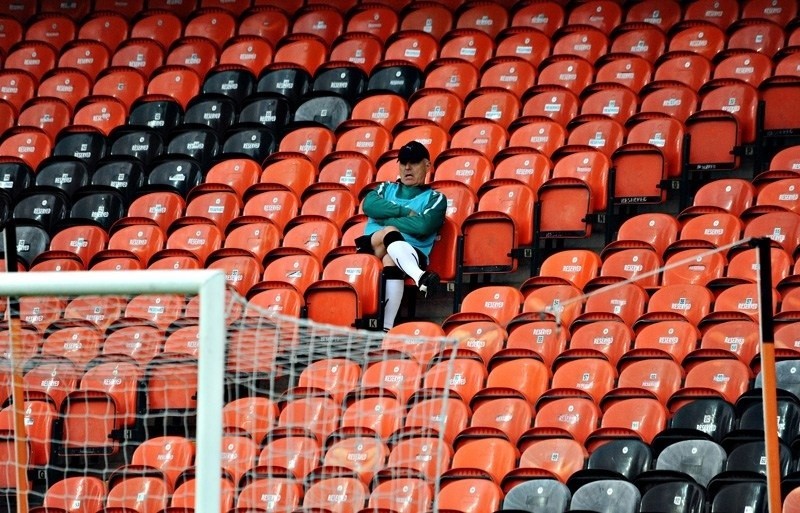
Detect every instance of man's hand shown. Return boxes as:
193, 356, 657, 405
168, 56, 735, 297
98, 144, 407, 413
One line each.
408, 210, 418, 216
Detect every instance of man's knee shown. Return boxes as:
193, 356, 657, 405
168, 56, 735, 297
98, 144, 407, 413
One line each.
383, 230, 405, 247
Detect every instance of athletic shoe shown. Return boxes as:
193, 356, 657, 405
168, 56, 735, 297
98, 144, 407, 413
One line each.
417, 270, 440, 296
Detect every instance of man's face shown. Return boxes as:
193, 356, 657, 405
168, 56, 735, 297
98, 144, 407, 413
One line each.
398, 159, 430, 186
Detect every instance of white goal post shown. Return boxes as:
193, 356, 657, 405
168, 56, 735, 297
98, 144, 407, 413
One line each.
0, 269, 227, 513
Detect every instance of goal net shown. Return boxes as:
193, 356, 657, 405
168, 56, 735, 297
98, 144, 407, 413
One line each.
0, 269, 458, 513
0, 234, 787, 512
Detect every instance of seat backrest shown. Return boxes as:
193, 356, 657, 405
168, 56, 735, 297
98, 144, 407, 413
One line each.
318, 252, 383, 317
744, 211, 800, 255
131, 436, 196, 490
42, 476, 106, 513
258, 429, 321, 479
423, 356, 488, 404
691, 178, 755, 216
486, 355, 549, 405
436, 476, 504, 513
596, 397, 668, 444
586, 437, 653, 480
509, 117, 567, 156
360, 356, 421, 405
300, 187, 357, 228
80, 358, 141, 428
626, 114, 685, 178
452, 436, 518, 484
615, 213, 679, 256
518, 437, 586, 482
537, 55, 594, 95
714, 283, 777, 320
550, 358, 617, 404
522, 283, 584, 328
681, 359, 751, 405
568, 320, 632, 367
282, 219, 341, 264
404, 395, 470, 447
262, 252, 322, 295
368, 475, 433, 513
237, 475, 303, 511
323, 431, 390, 484
459, 286, 523, 326
595, 54, 653, 93
510, 1, 564, 37
570, 479, 641, 513
553, 24, 609, 63
243, 187, 301, 232
662, 249, 726, 287
221, 396, 278, 442
302, 474, 370, 512
646, 284, 714, 326
668, 20, 726, 59
105, 476, 169, 513
582, 282, 648, 327
539, 249, 602, 289
278, 393, 341, 443
502, 478, 571, 512
469, 394, 533, 444
655, 439, 727, 487
476, 181, 536, 246
340, 394, 403, 439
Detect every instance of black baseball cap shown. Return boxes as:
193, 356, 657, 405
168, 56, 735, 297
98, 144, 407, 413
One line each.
397, 141, 430, 164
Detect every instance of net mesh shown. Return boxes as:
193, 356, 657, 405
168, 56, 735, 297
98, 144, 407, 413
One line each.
0, 234, 785, 512
0, 289, 458, 512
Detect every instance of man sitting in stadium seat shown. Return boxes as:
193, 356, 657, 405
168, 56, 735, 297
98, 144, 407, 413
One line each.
357, 140, 446, 331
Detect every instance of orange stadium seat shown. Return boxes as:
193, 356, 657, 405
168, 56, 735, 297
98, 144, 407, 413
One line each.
495, 27, 552, 68
386, 431, 452, 485
586, 397, 668, 451
547, 356, 617, 404
424, 58, 480, 102
653, 51, 712, 93
661, 248, 726, 288
0, 14, 23, 54
404, 390, 470, 447
184, 8, 236, 49
435, 470, 504, 513
367, 468, 433, 513
258, 427, 321, 479
568, 0, 622, 34
508, 116, 567, 156
0, 398, 57, 468
671, 22, 728, 57
480, 56, 537, 99
518, 436, 586, 483
236, 467, 302, 511
302, 467, 369, 512
597, 54, 653, 95
552, 24, 609, 64
450, 429, 518, 484
323, 427, 389, 484
511, 0, 564, 37
521, 283, 584, 329
105, 475, 169, 513
304, 252, 383, 328
526, 394, 599, 445
713, 50, 772, 87
469, 388, 532, 444
610, 22, 667, 64
567, 319, 633, 367
34, 476, 106, 513
77, 11, 129, 51
537, 55, 594, 96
